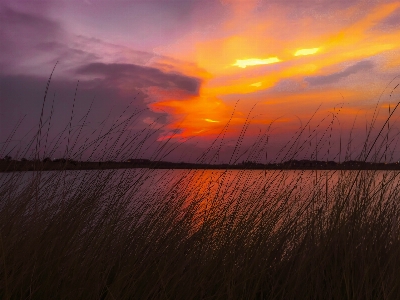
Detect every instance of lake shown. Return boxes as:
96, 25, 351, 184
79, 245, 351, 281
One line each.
2, 169, 400, 217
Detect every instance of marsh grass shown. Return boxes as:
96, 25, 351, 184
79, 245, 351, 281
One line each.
1, 73, 400, 299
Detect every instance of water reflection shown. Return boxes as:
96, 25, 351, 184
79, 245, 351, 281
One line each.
2, 169, 400, 220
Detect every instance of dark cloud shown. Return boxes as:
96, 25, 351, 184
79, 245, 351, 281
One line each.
305, 60, 374, 86
0, 73, 168, 157
76, 63, 201, 95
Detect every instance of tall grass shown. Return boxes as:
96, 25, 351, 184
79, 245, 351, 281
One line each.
1, 73, 400, 299
2, 168, 400, 299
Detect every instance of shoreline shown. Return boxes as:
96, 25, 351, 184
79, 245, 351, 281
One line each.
1, 160, 400, 172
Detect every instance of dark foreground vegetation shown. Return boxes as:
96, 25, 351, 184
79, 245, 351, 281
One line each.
1, 168, 400, 299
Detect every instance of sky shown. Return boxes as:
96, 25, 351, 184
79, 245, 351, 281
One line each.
1, 0, 400, 163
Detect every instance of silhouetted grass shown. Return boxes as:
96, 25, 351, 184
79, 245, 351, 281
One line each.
2, 168, 400, 299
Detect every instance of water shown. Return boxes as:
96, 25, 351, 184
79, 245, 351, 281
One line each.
2, 168, 400, 237
2, 169, 400, 210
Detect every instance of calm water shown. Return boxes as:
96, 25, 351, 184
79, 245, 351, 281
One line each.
2, 169, 400, 206
2, 169, 400, 231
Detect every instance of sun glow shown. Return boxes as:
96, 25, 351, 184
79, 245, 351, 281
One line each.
294, 48, 320, 56
205, 119, 220, 123
232, 57, 281, 68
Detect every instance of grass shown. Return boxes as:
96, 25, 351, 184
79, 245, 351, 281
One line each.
1, 168, 400, 299
1, 72, 400, 299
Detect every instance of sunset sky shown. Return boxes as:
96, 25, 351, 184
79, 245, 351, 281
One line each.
1, 0, 400, 162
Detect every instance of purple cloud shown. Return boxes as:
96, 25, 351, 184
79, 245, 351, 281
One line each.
372, 7, 400, 31
305, 60, 374, 86
0, 5, 64, 72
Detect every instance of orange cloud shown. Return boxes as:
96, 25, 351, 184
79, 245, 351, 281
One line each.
232, 57, 281, 68
147, 1, 400, 142
205, 119, 220, 123
294, 48, 320, 56
149, 95, 235, 138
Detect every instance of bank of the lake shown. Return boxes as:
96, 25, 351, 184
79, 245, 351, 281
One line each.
1, 158, 400, 172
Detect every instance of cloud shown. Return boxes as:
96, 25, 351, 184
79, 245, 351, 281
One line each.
294, 48, 319, 56
0, 6, 64, 72
0, 5, 164, 77
0, 4, 206, 156
0, 6, 100, 76
0, 5, 59, 32
75, 62, 201, 95
232, 57, 281, 68
305, 60, 374, 86
372, 7, 400, 31
0, 73, 172, 158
